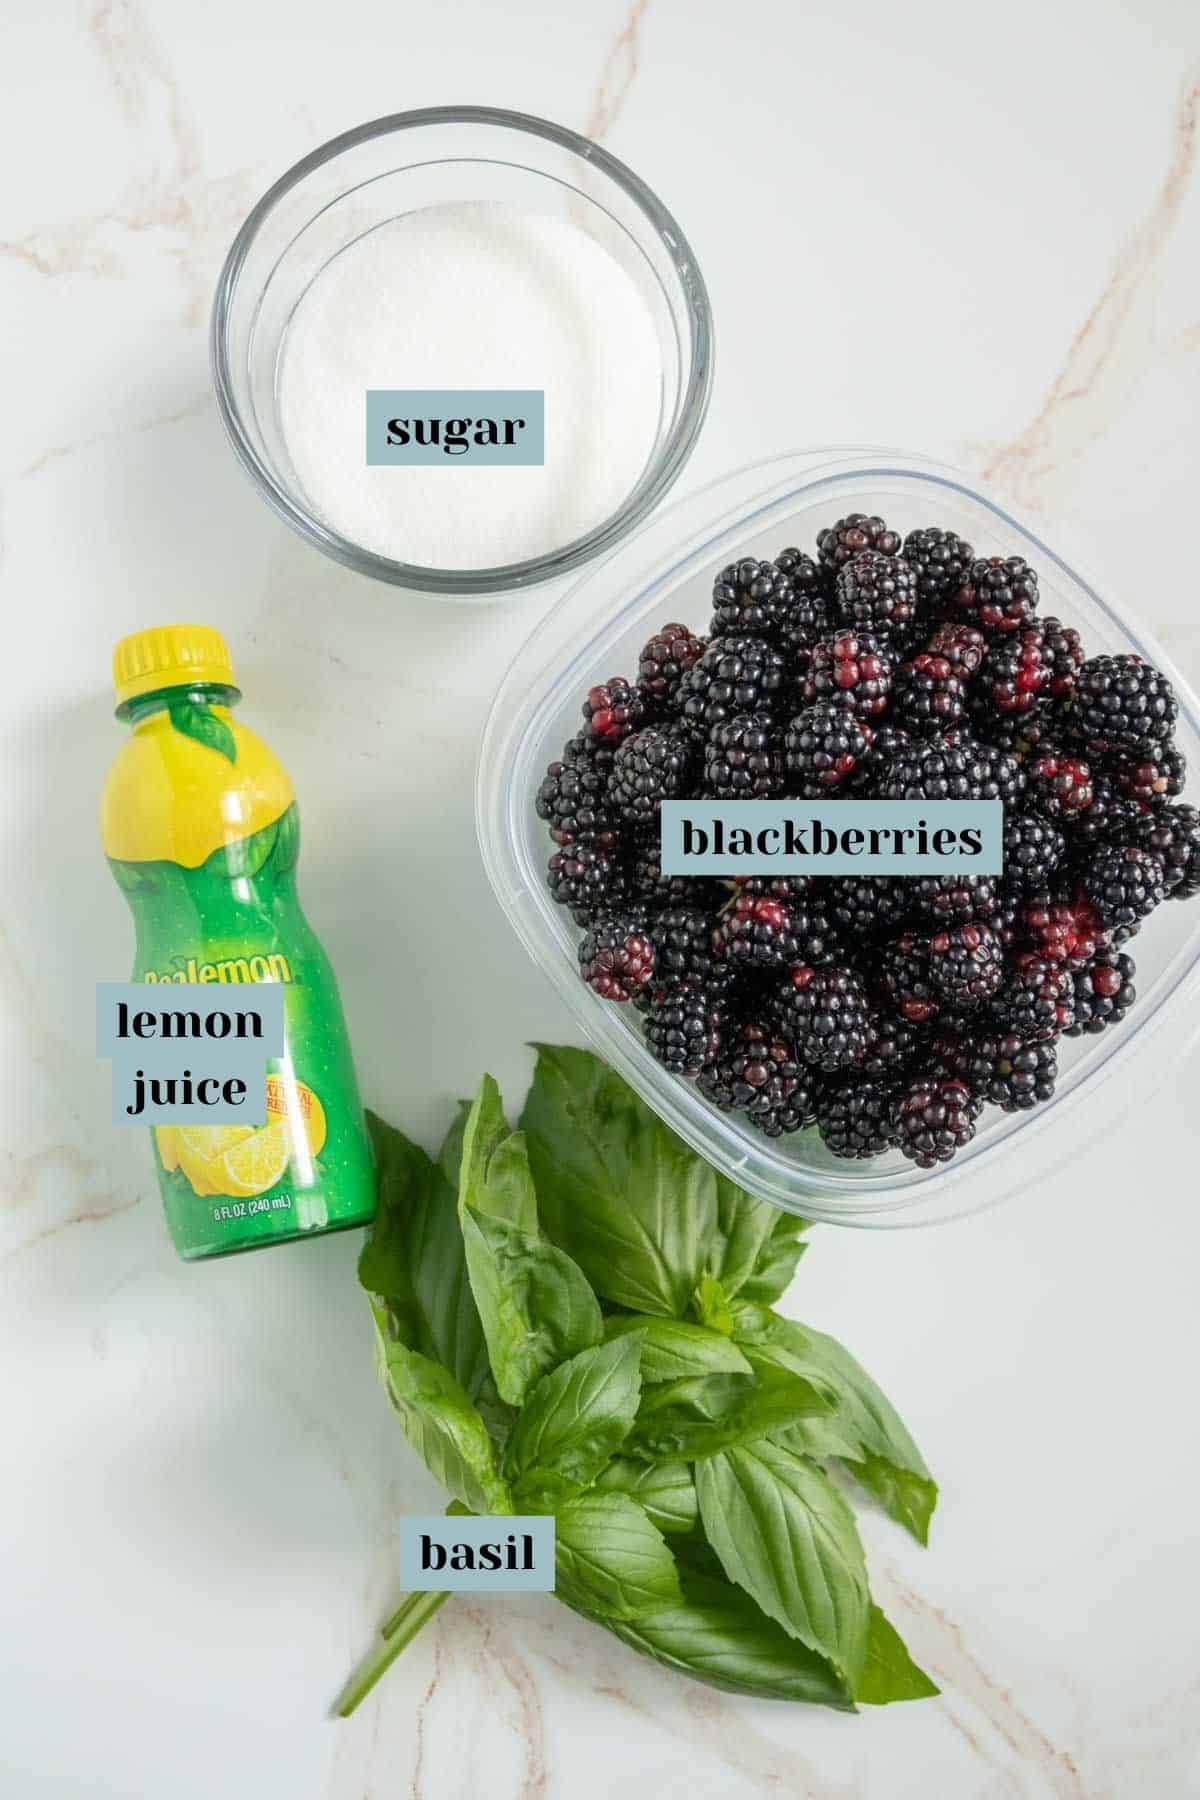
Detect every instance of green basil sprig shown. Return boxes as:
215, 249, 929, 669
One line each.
337, 1048, 939, 1716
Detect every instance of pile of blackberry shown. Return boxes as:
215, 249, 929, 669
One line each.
535, 518, 1199, 1169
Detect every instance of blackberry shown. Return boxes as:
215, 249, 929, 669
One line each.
817, 513, 900, 573
801, 629, 894, 718
901, 526, 976, 614
637, 622, 706, 706
577, 911, 655, 1001
704, 712, 784, 799
774, 963, 873, 1072
880, 932, 939, 1025
952, 555, 1040, 635
643, 976, 725, 1075
1071, 774, 1147, 849
607, 725, 696, 825
892, 651, 967, 735
1078, 843, 1167, 933
977, 625, 1053, 715
699, 1020, 816, 1136
940, 1031, 1057, 1112
1025, 752, 1094, 820
971, 740, 1028, 808
547, 842, 627, 925
927, 922, 1004, 1007
629, 843, 720, 912
582, 676, 647, 744
1040, 616, 1084, 700
709, 558, 796, 639
1020, 894, 1104, 968
815, 1077, 899, 1159
650, 906, 723, 982
1132, 803, 1200, 899
773, 548, 833, 655
828, 873, 910, 939
897, 1075, 982, 1167
1107, 741, 1186, 807
924, 620, 988, 675
860, 1014, 927, 1078
877, 735, 1024, 805
1065, 948, 1136, 1036
734, 886, 838, 964
1066, 654, 1177, 753
850, 724, 913, 795
536, 733, 619, 847
736, 875, 813, 900
712, 894, 801, 967
834, 550, 919, 641
987, 952, 1075, 1042
678, 635, 789, 730
783, 704, 873, 797
909, 873, 1001, 925
976, 703, 1061, 760
1002, 811, 1066, 893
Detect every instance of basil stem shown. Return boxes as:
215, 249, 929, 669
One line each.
334, 1591, 450, 1716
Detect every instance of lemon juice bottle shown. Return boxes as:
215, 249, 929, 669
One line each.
102, 625, 375, 1258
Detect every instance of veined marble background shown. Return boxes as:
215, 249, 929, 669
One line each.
3, 3, 1200, 1796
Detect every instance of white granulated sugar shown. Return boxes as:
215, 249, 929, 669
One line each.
278, 202, 663, 571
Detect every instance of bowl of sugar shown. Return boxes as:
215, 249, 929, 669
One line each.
211, 106, 713, 597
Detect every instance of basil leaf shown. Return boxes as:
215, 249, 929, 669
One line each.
696, 1441, 870, 1689
503, 1335, 641, 1508
626, 1367, 833, 1463
461, 1204, 603, 1406
371, 1306, 510, 1515
738, 1212, 810, 1304
436, 1101, 472, 1188
594, 1458, 698, 1536
706, 1176, 808, 1301
603, 1315, 752, 1383
734, 1307, 937, 1544
456, 1084, 602, 1407
576, 1571, 855, 1708
521, 1045, 717, 1318
359, 1112, 490, 1403
691, 1274, 736, 1335
554, 1493, 682, 1620
858, 1604, 939, 1705
168, 700, 237, 763
460, 1076, 535, 1232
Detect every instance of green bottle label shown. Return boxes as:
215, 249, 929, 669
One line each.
108, 805, 375, 1259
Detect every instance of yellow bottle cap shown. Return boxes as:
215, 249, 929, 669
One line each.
112, 624, 237, 710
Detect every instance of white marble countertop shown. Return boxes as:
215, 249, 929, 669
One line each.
4, 3, 1200, 1795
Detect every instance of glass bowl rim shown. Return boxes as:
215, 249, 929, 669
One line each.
209, 104, 714, 597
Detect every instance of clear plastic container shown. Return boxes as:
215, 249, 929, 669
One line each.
477, 449, 1200, 1226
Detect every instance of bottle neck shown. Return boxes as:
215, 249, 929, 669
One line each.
117, 682, 241, 725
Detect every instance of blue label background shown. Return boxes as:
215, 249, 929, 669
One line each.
365, 390, 545, 466
399, 1515, 555, 1592
659, 799, 1004, 875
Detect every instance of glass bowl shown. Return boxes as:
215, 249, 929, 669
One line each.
477, 448, 1200, 1226
210, 105, 712, 598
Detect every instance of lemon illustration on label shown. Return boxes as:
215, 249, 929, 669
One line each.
217, 1119, 291, 1198
173, 1123, 257, 1196
159, 1081, 327, 1199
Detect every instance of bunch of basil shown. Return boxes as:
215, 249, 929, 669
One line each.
337, 1045, 938, 1715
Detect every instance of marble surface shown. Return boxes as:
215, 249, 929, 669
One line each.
3, 2, 1200, 1795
